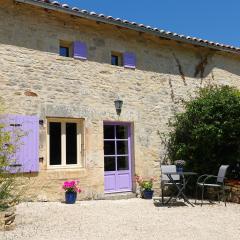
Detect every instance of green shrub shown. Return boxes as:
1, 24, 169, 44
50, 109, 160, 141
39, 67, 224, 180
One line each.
167, 85, 240, 177
0, 103, 24, 211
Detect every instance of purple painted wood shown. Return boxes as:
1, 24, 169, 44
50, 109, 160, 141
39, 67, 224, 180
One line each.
0, 114, 39, 173
73, 41, 87, 60
123, 52, 136, 69
104, 173, 116, 192
104, 122, 132, 193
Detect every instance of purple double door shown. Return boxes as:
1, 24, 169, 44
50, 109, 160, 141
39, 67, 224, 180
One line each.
104, 123, 132, 193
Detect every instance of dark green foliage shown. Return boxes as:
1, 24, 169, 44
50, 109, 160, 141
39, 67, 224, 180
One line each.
167, 85, 240, 177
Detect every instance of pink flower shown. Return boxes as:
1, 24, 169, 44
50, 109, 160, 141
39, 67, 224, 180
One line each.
62, 180, 82, 193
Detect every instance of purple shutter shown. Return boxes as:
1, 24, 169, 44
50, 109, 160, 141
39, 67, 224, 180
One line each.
0, 114, 39, 173
73, 41, 87, 60
123, 52, 136, 69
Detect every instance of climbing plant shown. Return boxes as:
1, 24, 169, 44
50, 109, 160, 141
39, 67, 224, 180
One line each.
167, 85, 240, 178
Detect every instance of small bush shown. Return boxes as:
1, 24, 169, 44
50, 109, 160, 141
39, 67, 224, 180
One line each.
0, 103, 25, 211
167, 85, 240, 178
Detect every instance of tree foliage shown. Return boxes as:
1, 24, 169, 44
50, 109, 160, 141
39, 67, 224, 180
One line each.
167, 85, 240, 177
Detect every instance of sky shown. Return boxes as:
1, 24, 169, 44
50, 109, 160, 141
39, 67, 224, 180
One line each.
58, 0, 240, 47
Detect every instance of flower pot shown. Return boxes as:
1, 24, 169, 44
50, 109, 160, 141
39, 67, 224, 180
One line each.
65, 191, 77, 204
143, 189, 154, 199
176, 166, 183, 173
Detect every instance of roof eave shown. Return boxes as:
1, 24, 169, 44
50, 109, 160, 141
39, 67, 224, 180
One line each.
15, 0, 239, 55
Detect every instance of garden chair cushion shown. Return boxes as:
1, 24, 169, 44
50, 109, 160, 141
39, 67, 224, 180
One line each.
161, 165, 180, 182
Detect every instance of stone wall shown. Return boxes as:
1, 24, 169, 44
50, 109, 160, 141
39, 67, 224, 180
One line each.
207, 181, 240, 204
226, 181, 240, 204
0, 207, 16, 231
1, 0, 240, 200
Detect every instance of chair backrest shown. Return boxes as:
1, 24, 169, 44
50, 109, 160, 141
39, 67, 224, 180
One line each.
217, 165, 229, 183
161, 165, 180, 181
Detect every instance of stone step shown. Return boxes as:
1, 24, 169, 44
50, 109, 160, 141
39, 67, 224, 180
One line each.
103, 192, 136, 200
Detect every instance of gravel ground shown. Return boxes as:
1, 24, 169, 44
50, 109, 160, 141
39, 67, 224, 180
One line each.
1, 199, 240, 240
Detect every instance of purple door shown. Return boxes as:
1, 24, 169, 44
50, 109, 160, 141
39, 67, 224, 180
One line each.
104, 123, 132, 193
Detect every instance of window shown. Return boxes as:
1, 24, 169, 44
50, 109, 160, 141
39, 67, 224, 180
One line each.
111, 52, 123, 66
60, 46, 69, 57
111, 55, 119, 66
47, 118, 84, 168
59, 41, 73, 57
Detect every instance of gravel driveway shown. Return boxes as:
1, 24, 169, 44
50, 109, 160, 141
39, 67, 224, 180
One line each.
1, 199, 240, 240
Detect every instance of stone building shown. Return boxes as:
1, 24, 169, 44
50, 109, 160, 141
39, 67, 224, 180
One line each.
0, 0, 240, 201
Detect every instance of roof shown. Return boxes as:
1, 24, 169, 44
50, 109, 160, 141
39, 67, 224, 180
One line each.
16, 0, 240, 55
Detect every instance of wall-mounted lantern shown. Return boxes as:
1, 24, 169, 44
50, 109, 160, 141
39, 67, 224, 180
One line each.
114, 97, 123, 116
39, 119, 44, 126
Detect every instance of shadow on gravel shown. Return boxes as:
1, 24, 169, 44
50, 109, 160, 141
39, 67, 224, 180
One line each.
153, 200, 188, 208
193, 202, 217, 206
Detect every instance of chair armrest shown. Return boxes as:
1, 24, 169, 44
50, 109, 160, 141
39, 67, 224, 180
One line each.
202, 175, 218, 185
196, 174, 210, 184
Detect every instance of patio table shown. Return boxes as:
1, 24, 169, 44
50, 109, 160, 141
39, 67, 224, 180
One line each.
163, 172, 197, 207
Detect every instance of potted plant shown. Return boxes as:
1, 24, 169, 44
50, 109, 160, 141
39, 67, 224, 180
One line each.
62, 180, 81, 204
174, 160, 186, 173
136, 175, 155, 199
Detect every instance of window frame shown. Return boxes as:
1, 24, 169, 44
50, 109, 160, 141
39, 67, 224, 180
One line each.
59, 46, 69, 57
47, 118, 85, 169
59, 40, 73, 58
111, 51, 123, 66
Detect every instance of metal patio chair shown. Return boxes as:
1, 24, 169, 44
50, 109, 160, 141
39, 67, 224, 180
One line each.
195, 165, 229, 206
161, 165, 181, 204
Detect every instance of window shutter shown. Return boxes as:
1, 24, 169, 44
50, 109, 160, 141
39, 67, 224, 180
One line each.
73, 41, 87, 60
123, 52, 136, 69
1, 114, 39, 173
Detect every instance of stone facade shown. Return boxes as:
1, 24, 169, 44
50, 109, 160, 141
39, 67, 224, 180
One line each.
226, 181, 240, 204
207, 181, 240, 204
1, 0, 240, 201
0, 207, 16, 231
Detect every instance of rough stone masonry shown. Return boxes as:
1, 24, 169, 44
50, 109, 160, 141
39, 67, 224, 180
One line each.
0, 0, 240, 201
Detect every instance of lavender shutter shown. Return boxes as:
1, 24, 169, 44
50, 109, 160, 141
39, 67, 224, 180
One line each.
1, 114, 39, 173
123, 52, 136, 69
73, 41, 87, 60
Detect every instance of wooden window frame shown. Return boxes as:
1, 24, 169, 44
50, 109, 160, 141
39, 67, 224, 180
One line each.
59, 40, 73, 58
111, 51, 123, 66
47, 118, 85, 169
